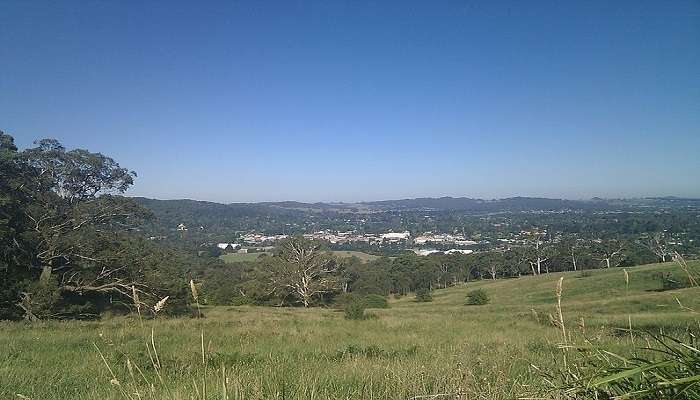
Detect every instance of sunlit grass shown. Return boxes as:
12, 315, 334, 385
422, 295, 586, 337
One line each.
1, 261, 698, 399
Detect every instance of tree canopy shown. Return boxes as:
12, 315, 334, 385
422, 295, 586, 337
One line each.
0, 132, 189, 320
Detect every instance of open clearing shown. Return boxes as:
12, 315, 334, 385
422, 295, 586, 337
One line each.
220, 250, 381, 264
1, 261, 698, 399
219, 252, 272, 263
330, 250, 382, 262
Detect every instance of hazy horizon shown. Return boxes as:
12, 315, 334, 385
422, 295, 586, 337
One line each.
3, 1, 698, 202
128, 193, 698, 205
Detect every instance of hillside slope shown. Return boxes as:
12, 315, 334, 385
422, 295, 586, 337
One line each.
393, 261, 700, 331
1, 261, 698, 400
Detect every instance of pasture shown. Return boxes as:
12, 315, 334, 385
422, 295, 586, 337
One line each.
219, 252, 272, 263
1, 261, 698, 399
220, 250, 382, 264
330, 250, 383, 262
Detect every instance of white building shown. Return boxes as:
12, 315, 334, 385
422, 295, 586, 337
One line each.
381, 231, 411, 241
445, 249, 473, 255
216, 243, 241, 251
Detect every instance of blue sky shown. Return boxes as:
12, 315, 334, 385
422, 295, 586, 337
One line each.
1, 1, 698, 202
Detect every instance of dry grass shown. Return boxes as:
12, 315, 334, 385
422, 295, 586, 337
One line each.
2, 261, 699, 399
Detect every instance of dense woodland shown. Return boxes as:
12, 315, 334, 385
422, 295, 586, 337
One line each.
1, 132, 698, 319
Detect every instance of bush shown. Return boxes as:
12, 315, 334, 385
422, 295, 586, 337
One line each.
230, 296, 250, 306
18, 278, 60, 320
333, 293, 358, 309
344, 298, 368, 320
335, 293, 389, 310
466, 289, 490, 305
415, 288, 433, 302
363, 294, 389, 309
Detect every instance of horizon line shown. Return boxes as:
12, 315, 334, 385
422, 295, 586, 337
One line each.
125, 194, 699, 205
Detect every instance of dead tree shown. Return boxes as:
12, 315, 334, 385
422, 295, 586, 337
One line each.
645, 233, 670, 263
526, 233, 550, 275
488, 264, 498, 280
596, 240, 625, 268
268, 237, 340, 307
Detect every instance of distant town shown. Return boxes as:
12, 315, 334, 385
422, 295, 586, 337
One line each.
207, 229, 483, 256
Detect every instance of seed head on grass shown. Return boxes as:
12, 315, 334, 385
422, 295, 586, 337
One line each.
131, 285, 141, 314
555, 277, 566, 345
153, 296, 169, 314
190, 280, 199, 302
673, 252, 699, 287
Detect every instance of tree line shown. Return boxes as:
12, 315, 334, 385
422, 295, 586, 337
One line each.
198, 233, 671, 308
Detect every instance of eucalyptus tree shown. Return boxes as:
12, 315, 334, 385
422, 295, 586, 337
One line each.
644, 232, 670, 263
0, 135, 184, 319
0, 132, 33, 318
266, 236, 341, 307
524, 233, 554, 274
594, 239, 626, 269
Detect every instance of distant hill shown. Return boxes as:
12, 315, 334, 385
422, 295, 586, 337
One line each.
133, 197, 310, 234
132, 195, 695, 235
361, 196, 604, 211
134, 196, 592, 234
134, 195, 608, 217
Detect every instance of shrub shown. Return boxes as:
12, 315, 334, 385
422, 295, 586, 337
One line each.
363, 294, 389, 309
18, 278, 60, 320
336, 293, 389, 310
230, 296, 250, 306
333, 293, 358, 309
344, 298, 367, 320
415, 288, 433, 302
466, 289, 490, 305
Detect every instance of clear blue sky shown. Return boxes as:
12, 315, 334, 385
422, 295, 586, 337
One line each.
2, 1, 698, 203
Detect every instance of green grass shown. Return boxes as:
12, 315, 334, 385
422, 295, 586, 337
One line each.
219, 250, 380, 263
1, 261, 698, 399
220, 250, 381, 264
330, 250, 382, 262
219, 252, 271, 263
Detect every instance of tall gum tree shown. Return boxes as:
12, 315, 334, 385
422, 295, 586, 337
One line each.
7, 136, 160, 319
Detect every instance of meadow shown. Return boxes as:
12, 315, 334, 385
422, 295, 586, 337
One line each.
219, 252, 272, 263
330, 250, 382, 263
1, 261, 698, 399
220, 250, 380, 264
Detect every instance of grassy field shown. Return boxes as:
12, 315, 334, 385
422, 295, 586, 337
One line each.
220, 250, 381, 264
330, 250, 382, 262
1, 261, 698, 399
219, 252, 272, 263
